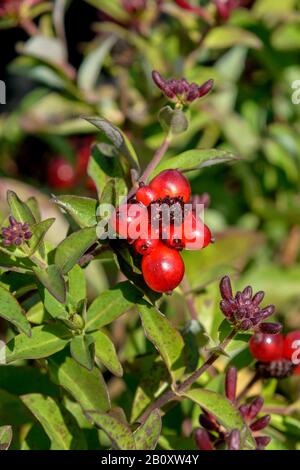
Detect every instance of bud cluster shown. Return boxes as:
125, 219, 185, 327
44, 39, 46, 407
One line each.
1, 216, 32, 247
152, 71, 214, 105
219, 276, 280, 333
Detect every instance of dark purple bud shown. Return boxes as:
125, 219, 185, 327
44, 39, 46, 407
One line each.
198, 79, 214, 98
259, 322, 282, 335
250, 415, 270, 432
248, 397, 264, 420
2, 228, 11, 237
225, 367, 237, 402
199, 413, 220, 432
152, 70, 166, 90
220, 276, 233, 300
242, 286, 252, 299
14, 237, 22, 246
2, 239, 12, 247
9, 216, 18, 226
255, 435, 271, 450
261, 305, 275, 319
220, 299, 234, 317
227, 429, 241, 450
252, 291, 264, 306
24, 231, 32, 240
194, 428, 215, 451
239, 404, 249, 419
240, 319, 253, 330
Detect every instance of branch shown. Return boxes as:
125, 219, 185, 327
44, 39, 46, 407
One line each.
138, 328, 237, 423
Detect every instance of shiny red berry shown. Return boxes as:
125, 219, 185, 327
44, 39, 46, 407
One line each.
135, 185, 158, 206
165, 212, 212, 250
47, 158, 75, 189
283, 331, 300, 362
149, 169, 191, 203
293, 364, 300, 375
133, 237, 159, 255
141, 243, 184, 293
110, 203, 149, 240
249, 333, 284, 363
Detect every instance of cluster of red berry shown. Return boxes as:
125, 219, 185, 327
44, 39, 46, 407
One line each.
47, 137, 95, 191
111, 169, 212, 293
249, 331, 300, 376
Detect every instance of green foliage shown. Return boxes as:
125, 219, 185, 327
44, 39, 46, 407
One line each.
0, 0, 300, 451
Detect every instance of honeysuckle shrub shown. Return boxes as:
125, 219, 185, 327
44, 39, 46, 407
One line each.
0, 0, 300, 451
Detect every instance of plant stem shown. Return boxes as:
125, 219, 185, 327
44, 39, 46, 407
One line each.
140, 134, 171, 183
138, 328, 237, 423
126, 134, 171, 200
20, 18, 39, 36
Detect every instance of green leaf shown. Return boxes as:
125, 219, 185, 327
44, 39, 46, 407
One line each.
87, 143, 128, 196
48, 350, 110, 413
6, 324, 71, 363
70, 334, 94, 370
52, 195, 98, 228
0, 425, 13, 450
203, 26, 262, 49
138, 303, 185, 383
34, 264, 66, 303
85, 281, 141, 332
0, 364, 59, 397
0, 285, 31, 336
93, 330, 123, 377
183, 388, 256, 449
21, 394, 86, 450
7, 190, 36, 225
86, 410, 136, 450
0, 389, 31, 425
130, 356, 169, 423
84, 117, 139, 169
28, 218, 55, 255
54, 227, 97, 274
26, 196, 41, 222
68, 264, 87, 304
133, 410, 161, 450
41, 287, 68, 320
99, 178, 127, 208
158, 106, 189, 135
78, 35, 117, 91
152, 149, 239, 176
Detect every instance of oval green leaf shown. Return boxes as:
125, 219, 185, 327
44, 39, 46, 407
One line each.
0, 285, 31, 336
48, 350, 110, 413
85, 281, 141, 331
183, 388, 256, 450
138, 303, 185, 383
93, 330, 123, 377
6, 324, 71, 363
54, 226, 97, 274
133, 409, 161, 450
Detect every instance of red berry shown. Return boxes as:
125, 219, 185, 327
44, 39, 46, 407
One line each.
249, 333, 284, 363
283, 331, 300, 363
47, 158, 75, 189
133, 237, 159, 255
149, 170, 191, 203
75, 136, 93, 177
135, 185, 158, 206
164, 212, 212, 250
141, 243, 184, 293
293, 364, 300, 375
86, 176, 97, 192
110, 203, 149, 240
